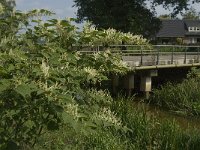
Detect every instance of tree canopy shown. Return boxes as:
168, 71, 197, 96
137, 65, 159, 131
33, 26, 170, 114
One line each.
0, 0, 15, 14
73, 0, 199, 37
158, 14, 172, 19
182, 7, 200, 20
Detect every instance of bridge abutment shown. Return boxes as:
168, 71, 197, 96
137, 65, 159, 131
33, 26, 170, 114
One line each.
112, 70, 157, 98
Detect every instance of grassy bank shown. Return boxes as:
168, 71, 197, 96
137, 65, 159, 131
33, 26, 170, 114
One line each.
36, 97, 200, 150
149, 77, 200, 116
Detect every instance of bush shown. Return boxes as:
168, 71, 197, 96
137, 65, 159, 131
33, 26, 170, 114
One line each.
150, 77, 200, 116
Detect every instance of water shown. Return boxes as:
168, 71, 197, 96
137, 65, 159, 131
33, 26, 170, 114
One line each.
132, 101, 200, 130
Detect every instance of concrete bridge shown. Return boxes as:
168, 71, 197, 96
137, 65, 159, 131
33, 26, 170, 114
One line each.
80, 45, 200, 98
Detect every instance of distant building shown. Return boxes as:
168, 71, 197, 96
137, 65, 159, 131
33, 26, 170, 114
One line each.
156, 20, 200, 45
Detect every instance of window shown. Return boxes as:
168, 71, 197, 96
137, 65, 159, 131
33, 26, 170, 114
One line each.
189, 27, 195, 31
189, 27, 200, 32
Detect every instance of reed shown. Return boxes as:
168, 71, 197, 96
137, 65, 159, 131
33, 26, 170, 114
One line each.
37, 96, 200, 149
150, 78, 200, 116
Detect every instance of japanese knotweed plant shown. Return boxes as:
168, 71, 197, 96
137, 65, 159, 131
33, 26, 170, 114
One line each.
0, 7, 149, 149
78, 22, 149, 46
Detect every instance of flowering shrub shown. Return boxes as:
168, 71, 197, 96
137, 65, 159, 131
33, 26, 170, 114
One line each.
78, 22, 149, 46
0, 6, 151, 149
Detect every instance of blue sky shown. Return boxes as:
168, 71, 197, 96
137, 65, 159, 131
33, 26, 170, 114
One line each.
16, 0, 77, 18
16, 0, 199, 19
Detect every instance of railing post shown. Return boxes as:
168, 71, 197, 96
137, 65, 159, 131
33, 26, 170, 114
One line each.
140, 46, 143, 66
156, 46, 159, 65
198, 47, 200, 63
184, 47, 187, 64
171, 46, 174, 64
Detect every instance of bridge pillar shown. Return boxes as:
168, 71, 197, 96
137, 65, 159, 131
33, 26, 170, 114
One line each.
140, 70, 157, 99
123, 74, 134, 96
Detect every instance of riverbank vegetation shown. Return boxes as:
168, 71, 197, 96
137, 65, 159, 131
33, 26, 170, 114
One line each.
150, 67, 200, 116
1, 3, 200, 149
35, 97, 200, 149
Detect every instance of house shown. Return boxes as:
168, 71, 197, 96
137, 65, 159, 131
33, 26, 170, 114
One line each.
156, 20, 200, 45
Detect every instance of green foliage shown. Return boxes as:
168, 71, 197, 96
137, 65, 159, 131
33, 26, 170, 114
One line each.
0, 7, 137, 149
110, 97, 200, 150
74, 0, 161, 37
150, 75, 200, 116
182, 7, 200, 20
37, 97, 200, 149
187, 67, 200, 79
153, 0, 199, 16
159, 14, 172, 19
176, 37, 183, 45
1, 5, 200, 150
78, 22, 149, 46
0, 0, 15, 15
74, 0, 200, 37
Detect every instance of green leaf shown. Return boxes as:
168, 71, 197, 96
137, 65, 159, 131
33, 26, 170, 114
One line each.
24, 120, 35, 128
62, 112, 74, 124
6, 141, 19, 150
0, 79, 11, 92
47, 120, 59, 131
53, 105, 64, 113
15, 83, 37, 97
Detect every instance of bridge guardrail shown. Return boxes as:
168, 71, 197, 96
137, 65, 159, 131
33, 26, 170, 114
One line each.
77, 45, 200, 67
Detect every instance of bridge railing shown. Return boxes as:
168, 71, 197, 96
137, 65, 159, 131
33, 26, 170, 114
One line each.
77, 45, 200, 67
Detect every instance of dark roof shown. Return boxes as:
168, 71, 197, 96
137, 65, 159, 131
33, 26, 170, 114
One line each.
156, 20, 186, 38
184, 20, 200, 27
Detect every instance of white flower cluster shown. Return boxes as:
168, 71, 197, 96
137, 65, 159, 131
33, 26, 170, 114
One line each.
113, 59, 129, 70
86, 89, 113, 105
37, 80, 60, 92
41, 60, 49, 77
79, 22, 149, 46
98, 28, 122, 45
65, 103, 80, 120
83, 22, 97, 34
121, 33, 148, 45
83, 67, 99, 79
92, 107, 122, 127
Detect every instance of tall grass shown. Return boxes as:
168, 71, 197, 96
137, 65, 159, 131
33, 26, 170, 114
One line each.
36, 96, 200, 149
150, 78, 200, 116
110, 97, 200, 149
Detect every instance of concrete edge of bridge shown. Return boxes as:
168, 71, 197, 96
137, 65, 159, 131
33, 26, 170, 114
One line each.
132, 63, 200, 70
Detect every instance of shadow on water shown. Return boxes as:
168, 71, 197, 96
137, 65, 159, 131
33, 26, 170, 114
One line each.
132, 100, 200, 130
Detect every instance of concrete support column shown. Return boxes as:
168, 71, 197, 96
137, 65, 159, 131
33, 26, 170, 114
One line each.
140, 70, 157, 99
123, 74, 134, 96
140, 75, 152, 99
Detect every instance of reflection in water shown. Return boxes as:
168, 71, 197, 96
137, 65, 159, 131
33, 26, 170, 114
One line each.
132, 101, 200, 130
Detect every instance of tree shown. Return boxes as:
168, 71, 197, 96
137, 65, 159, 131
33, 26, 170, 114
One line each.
158, 14, 180, 20
73, 0, 199, 37
158, 14, 172, 19
153, 0, 199, 16
0, 0, 18, 37
0, 0, 15, 15
182, 7, 199, 20
74, 0, 161, 37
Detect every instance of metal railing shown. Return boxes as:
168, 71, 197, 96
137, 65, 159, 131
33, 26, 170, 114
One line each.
77, 45, 200, 67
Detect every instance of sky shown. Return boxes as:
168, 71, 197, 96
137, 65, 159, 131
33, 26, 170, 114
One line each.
16, 0, 77, 19
16, 0, 200, 19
